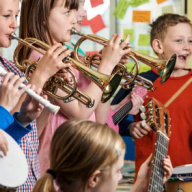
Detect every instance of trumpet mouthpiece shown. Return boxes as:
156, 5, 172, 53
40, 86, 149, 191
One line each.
71, 28, 83, 36
9, 33, 17, 40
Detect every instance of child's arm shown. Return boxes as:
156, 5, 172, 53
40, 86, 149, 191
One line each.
0, 130, 8, 156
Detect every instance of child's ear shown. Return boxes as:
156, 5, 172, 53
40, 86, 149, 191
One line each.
152, 39, 164, 55
87, 170, 101, 188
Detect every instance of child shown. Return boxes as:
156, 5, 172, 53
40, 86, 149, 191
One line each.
0, 0, 72, 190
19, 0, 131, 175
32, 120, 173, 192
112, 13, 192, 176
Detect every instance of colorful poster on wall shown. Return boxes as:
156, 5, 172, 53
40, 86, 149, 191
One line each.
156, 0, 168, 4
130, 0, 149, 8
138, 34, 150, 46
113, 0, 130, 20
90, 0, 104, 8
162, 5, 174, 14
132, 10, 151, 23
123, 29, 134, 41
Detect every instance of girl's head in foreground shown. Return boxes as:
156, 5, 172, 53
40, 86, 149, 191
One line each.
0, 0, 19, 48
33, 120, 125, 192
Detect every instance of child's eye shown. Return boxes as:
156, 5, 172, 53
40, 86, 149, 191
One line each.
64, 11, 70, 15
15, 15, 19, 18
176, 39, 182, 43
189, 40, 192, 44
3, 15, 10, 18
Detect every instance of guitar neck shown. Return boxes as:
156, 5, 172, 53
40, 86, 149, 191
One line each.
112, 100, 133, 125
148, 131, 169, 192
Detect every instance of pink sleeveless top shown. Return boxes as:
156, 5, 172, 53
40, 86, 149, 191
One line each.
29, 50, 96, 175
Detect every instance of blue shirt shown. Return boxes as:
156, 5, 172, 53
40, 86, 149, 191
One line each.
0, 105, 33, 144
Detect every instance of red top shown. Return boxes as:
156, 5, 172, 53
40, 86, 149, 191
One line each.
135, 69, 192, 177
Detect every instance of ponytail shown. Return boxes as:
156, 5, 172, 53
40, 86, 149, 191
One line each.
33, 173, 56, 192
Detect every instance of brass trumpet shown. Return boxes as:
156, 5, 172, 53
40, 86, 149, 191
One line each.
71, 28, 177, 88
11, 34, 123, 106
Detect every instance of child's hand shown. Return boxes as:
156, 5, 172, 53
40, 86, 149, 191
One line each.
129, 92, 144, 115
34, 43, 73, 83
0, 130, 8, 156
163, 155, 173, 184
99, 33, 131, 73
135, 154, 173, 191
16, 86, 47, 127
0, 72, 31, 112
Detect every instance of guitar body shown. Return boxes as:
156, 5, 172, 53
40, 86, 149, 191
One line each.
107, 86, 147, 132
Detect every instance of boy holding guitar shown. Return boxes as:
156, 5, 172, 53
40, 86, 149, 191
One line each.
111, 13, 192, 177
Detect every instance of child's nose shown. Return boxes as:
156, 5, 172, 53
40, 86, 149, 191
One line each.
10, 18, 17, 30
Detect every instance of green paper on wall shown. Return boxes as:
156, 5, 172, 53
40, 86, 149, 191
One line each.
138, 34, 150, 46
113, 0, 130, 20
123, 29, 134, 41
130, 0, 149, 8
162, 5, 173, 14
152, 51, 157, 57
137, 49, 149, 55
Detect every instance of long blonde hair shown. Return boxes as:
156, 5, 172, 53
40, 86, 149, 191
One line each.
33, 120, 125, 192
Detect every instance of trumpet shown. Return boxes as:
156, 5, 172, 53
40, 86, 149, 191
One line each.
0, 66, 60, 115
11, 34, 123, 106
71, 28, 177, 89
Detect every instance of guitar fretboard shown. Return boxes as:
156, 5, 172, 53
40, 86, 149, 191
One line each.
148, 131, 169, 192
112, 100, 133, 125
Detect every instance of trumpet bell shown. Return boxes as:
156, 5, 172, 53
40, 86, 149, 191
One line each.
102, 74, 122, 103
160, 54, 177, 84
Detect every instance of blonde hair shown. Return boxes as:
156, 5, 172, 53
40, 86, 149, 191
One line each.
33, 120, 125, 192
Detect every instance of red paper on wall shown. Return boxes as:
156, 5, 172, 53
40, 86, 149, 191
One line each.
81, 16, 89, 26
89, 15, 106, 34
90, 0, 104, 8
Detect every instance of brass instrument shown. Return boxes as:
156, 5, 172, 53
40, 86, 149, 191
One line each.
11, 34, 123, 106
71, 28, 177, 89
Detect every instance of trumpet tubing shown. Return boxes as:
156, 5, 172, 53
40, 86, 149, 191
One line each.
0, 66, 60, 115
11, 33, 122, 106
71, 28, 177, 85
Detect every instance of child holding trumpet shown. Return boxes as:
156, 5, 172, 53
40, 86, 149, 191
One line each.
18, 0, 132, 176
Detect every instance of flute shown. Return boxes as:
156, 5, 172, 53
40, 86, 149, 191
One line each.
0, 66, 60, 115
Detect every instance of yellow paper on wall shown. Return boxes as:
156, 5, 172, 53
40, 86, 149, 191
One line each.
137, 49, 149, 55
123, 29, 134, 41
132, 10, 151, 23
113, 0, 130, 20
162, 5, 173, 14
138, 34, 150, 46
131, 0, 149, 8
156, 0, 167, 4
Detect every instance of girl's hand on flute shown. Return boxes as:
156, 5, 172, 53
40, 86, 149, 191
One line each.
0, 72, 31, 112
16, 86, 48, 127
